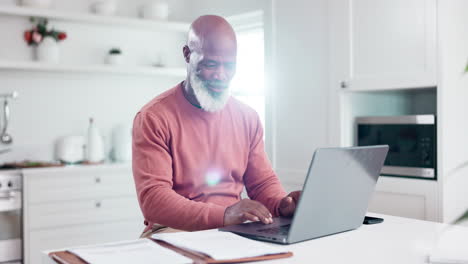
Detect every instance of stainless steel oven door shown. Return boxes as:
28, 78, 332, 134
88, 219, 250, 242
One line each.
0, 189, 22, 263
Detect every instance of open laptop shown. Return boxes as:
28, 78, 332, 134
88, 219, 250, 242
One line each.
219, 145, 389, 244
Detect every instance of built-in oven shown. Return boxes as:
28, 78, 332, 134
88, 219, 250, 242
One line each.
0, 171, 22, 264
356, 115, 436, 180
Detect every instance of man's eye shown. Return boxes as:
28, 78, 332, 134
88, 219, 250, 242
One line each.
203, 63, 218, 68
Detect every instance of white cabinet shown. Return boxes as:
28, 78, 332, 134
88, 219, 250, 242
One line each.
22, 164, 144, 264
330, 0, 437, 91
329, 0, 468, 224
368, 177, 439, 221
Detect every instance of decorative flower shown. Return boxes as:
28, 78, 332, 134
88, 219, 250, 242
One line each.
57, 32, 67, 41
23, 18, 67, 46
32, 31, 42, 44
24, 31, 32, 43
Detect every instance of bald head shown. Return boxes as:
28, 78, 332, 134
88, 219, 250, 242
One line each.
187, 15, 237, 56
182, 15, 237, 112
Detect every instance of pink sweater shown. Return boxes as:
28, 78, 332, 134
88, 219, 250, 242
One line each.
132, 82, 286, 232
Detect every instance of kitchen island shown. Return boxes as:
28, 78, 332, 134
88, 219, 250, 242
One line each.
41, 213, 468, 264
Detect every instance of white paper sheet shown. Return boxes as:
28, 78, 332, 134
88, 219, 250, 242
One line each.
153, 229, 288, 260
68, 238, 191, 264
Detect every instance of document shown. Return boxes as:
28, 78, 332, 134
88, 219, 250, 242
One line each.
67, 238, 192, 264
153, 229, 289, 261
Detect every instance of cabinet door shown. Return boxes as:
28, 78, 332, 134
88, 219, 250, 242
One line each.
330, 0, 436, 91
28, 196, 143, 230
24, 167, 136, 204
367, 176, 439, 221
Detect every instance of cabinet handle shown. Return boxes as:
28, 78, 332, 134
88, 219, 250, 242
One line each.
95, 201, 101, 208
95, 177, 101, 183
340, 81, 348, 89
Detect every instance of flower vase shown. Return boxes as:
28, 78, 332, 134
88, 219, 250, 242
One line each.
35, 36, 59, 63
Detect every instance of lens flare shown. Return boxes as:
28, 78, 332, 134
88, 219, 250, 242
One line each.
205, 170, 221, 186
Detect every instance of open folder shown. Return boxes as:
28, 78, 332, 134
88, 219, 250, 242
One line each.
48, 230, 293, 264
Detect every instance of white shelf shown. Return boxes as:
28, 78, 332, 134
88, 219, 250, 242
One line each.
0, 60, 186, 77
0, 5, 189, 32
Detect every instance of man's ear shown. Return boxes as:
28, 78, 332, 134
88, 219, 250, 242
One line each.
183, 45, 191, 63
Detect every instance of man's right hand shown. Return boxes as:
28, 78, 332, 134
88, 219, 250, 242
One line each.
223, 199, 273, 226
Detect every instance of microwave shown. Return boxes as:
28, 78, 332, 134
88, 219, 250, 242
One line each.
356, 115, 436, 180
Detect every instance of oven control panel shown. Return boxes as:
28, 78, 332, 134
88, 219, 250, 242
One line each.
0, 173, 22, 192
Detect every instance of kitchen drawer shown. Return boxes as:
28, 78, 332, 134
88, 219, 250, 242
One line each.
26, 219, 143, 264
24, 166, 136, 203
28, 196, 143, 230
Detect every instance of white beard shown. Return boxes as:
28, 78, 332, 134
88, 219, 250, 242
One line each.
189, 72, 230, 113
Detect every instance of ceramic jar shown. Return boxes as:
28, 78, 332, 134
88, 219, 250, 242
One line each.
139, 1, 169, 21
35, 36, 59, 63
86, 118, 105, 163
106, 53, 123, 65
21, 0, 53, 8
110, 123, 132, 162
90, 0, 117, 16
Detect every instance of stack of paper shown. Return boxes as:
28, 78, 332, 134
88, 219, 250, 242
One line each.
68, 238, 192, 264
153, 229, 289, 261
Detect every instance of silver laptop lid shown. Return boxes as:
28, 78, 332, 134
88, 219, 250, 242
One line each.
287, 145, 388, 243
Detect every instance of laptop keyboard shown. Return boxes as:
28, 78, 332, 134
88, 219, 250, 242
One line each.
257, 224, 291, 236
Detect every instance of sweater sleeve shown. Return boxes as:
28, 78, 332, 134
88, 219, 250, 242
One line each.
243, 111, 287, 217
132, 111, 226, 231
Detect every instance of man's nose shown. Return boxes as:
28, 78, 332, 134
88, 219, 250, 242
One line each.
213, 65, 228, 81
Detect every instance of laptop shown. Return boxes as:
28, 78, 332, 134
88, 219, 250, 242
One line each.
219, 145, 389, 244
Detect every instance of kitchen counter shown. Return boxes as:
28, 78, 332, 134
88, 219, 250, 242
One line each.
41, 213, 468, 264
0, 162, 131, 175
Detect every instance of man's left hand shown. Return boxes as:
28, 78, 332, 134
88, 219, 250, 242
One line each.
279, 191, 301, 217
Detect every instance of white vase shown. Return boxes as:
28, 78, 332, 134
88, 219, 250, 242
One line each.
86, 118, 105, 163
90, 0, 117, 16
35, 36, 59, 63
106, 54, 123, 65
21, 0, 53, 8
140, 1, 169, 21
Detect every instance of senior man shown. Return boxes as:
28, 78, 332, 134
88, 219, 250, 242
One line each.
133, 15, 300, 237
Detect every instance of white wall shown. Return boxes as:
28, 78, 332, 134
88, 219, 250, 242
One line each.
0, 0, 331, 193
271, 0, 329, 191
182, 0, 269, 21
437, 0, 468, 223
0, 0, 187, 162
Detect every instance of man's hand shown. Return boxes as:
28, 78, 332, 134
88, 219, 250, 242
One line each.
224, 199, 273, 226
279, 191, 301, 217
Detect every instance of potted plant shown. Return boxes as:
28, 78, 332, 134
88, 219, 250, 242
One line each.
24, 18, 67, 63
106, 47, 123, 65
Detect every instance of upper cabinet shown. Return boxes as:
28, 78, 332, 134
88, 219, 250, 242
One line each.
330, 0, 437, 91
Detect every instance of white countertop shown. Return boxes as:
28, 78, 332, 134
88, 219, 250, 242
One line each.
42, 213, 468, 264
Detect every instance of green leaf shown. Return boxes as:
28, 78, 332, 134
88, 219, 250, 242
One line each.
465, 63, 468, 73
454, 209, 468, 224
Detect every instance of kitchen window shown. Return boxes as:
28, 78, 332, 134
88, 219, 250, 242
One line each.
231, 24, 266, 131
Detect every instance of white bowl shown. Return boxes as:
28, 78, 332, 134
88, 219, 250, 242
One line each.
90, 0, 117, 16
139, 1, 169, 21
21, 0, 53, 8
